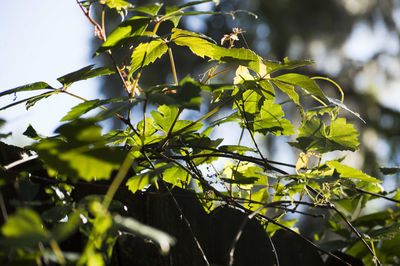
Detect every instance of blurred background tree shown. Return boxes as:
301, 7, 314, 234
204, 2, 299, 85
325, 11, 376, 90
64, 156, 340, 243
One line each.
93, 0, 400, 201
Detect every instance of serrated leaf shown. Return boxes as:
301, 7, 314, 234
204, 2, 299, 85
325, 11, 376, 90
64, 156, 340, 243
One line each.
96, 17, 151, 54
126, 164, 171, 193
273, 73, 326, 100
0, 81, 53, 97
171, 28, 262, 72
129, 39, 168, 76
327, 160, 381, 183
32, 119, 125, 182
290, 117, 359, 153
252, 99, 296, 136
130, 2, 163, 16
148, 76, 204, 110
57, 65, 115, 86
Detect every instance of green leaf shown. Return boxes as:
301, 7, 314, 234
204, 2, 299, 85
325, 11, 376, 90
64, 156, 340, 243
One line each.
252, 99, 296, 136
126, 164, 172, 193
130, 2, 163, 16
379, 166, 400, 175
61, 97, 128, 121
272, 80, 299, 104
273, 73, 326, 100
262, 57, 314, 75
290, 117, 359, 153
0, 90, 58, 111
171, 28, 262, 72
163, 166, 190, 187
0, 81, 53, 97
57, 65, 115, 86
114, 215, 175, 255
32, 119, 125, 182
218, 145, 256, 154
151, 105, 179, 134
102, 0, 132, 13
306, 105, 336, 118
96, 17, 151, 55
0, 208, 49, 248
327, 160, 381, 183
23, 124, 41, 140
26, 91, 59, 110
129, 39, 168, 76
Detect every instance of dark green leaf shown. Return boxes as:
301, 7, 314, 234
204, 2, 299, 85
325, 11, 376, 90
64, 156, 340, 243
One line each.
57, 65, 115, 86
0, 81, 53, 97
379, 166, 400, 175
32, 119, 126, 182
23, 124, 41, 140
26, 91, 59, 110
96, 17, 151, 54
61, 97, 130, 121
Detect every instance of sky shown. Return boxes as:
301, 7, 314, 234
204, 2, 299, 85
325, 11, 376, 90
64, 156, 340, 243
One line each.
0, 0, 99, 145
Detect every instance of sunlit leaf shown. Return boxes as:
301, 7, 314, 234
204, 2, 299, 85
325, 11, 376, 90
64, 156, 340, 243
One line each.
272, 80, 299, 104
290, 117, 359, 153
273, 73, 326, 100
126, 164, 171, 193
253, 99, 296, 136
96, 17, 151, 54
129, 39, 168, 76
327, 160, 381, 183
171, 28, 262, 72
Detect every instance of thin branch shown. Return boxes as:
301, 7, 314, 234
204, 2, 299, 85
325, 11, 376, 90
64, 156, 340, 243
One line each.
355, 187, 400, 204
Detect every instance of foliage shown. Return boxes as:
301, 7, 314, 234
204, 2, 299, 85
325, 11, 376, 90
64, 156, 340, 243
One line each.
0, 1, 399, 265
